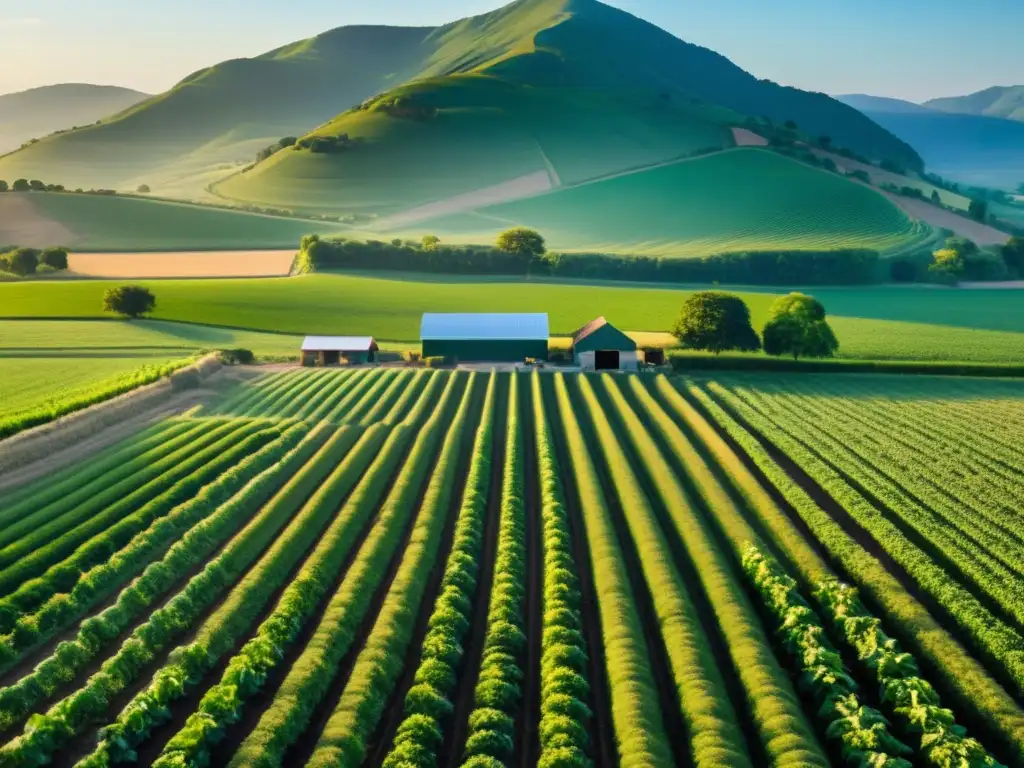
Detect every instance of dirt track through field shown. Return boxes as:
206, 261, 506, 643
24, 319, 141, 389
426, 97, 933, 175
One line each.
0, 194, 76, 248
68, 250, 296, 278
731, 127, 769, 147
375, 171, 554, 231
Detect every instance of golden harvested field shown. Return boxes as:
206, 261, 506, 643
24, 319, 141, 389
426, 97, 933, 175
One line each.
67, 250, 296, 278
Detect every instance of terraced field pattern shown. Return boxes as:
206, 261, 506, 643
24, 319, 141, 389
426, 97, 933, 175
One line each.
0, 369, 1022, 768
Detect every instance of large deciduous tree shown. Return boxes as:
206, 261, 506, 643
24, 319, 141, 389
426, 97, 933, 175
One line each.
497, 228, 546, 260
1002, 236, 1024, 277
762, 292, 839, 360
103, 285, 156, 319
673, 291, 761, 355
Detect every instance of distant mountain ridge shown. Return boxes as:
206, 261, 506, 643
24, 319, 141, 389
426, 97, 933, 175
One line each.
836, 93, 1024, 190
925, 86, 1024, 122
0, 84, 149, 154
0, 0, 921, 197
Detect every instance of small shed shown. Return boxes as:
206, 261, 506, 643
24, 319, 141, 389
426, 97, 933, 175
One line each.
301, 336, 379, 366
572, 317, 638, 370
421, 313, 549, 362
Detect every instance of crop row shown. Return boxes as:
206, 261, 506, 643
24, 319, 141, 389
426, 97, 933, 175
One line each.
103, 423, 392, 767
549, 374, 672, 766
0, 422, 352, 766
382, 373, 498, 768
0, 422, 294, 675
589, 374, 823, 767
530, 374, 591, 768
225, 372, 463, 767
0, 419, 278, 624
683, 380, 1024, 762
0, 422, 314, 736
738, 385, 1024, 594
718, 382, 1024, 671
0, 418, 197, 538
305, 374, 481, 767
0, 358, 193, 440
0, 417, 243, 580
458, 374, 527, 767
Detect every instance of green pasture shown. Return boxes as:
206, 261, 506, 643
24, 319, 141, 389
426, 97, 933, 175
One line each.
13, 193, 343, 251
2, 273, 1022, 363
410, 149, 935, 257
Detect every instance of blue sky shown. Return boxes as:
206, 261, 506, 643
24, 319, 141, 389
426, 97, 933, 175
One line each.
2, 0, 1020, 101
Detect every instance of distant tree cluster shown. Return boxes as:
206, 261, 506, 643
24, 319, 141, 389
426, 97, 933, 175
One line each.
0, 246, 69, 276
928, 236, 1011, 284
296, 134, 354, 154
0, 179, 116, 196
673, 291, 838, 360
255, 136, 298, 163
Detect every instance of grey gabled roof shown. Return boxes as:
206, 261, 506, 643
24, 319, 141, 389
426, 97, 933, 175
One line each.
420, 313, 549, 341
301, 336, 377, 351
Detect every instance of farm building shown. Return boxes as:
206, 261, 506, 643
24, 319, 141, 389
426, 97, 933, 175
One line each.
421, 313, 549, 362
572, 317, 638, 370
301, 336, 379, 366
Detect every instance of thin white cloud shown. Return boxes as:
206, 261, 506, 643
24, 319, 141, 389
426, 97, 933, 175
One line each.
0, 17, 42, 28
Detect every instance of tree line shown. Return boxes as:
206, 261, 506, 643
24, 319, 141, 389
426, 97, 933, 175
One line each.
0, 247, 68, 276
297, 231, 885, 286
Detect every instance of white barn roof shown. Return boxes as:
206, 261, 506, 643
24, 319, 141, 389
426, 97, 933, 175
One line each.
420, 313, 549, 341
301, 336, 377, 351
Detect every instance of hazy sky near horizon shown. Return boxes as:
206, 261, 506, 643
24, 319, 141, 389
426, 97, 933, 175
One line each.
1, 0, 1020, 101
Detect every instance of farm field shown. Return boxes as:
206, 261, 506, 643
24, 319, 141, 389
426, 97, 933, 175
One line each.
0, 193, 343, 251
67, 251, 296, 279
401, 149, 939, 257
0, 368, 1021, 767
1, 275, 1023, 363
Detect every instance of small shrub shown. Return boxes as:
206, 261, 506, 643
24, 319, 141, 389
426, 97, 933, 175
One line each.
218, 349, 255, 365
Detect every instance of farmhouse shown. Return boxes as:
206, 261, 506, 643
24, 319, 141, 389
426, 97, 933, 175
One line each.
572, 317, 638, 370
421, 313, 549, 362
301, 336, 379, 366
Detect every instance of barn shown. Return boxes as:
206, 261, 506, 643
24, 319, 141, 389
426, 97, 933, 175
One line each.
572, 317, 639, 370
301, 336, 379, 366
421, 313, 549, 362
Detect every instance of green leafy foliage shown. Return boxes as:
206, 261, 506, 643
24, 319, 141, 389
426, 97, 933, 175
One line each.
673, 291, 761, 354
762, 292, 839, 359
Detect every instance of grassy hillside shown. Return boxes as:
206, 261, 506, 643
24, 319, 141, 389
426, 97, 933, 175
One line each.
925, 86, 1024, 122
397, 149, 933, 257
1, 193, 342, 251
0, 84, 149, 155
0, 0, 919, 207
1, 273, 1021, 363
837, 95, 1024, 190
0, 26, 437, 194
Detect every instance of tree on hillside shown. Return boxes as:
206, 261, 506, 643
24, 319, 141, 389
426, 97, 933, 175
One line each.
673, 292, 761, 355
103, 285, 156, 319
1002, 236, 1024, 277
422, 234, 441, 251
928, 248, 964, 285
136, 184, 151, 194
968, 199, 989, 223
497, 228, 546, 264
12, 179, 29, 192
930, 190, 941, 205
7, 248, 40, 277
762, 293, 839, 360
28, 180, 45, 191
0, 181, 7, 193
39, 247, 69, 271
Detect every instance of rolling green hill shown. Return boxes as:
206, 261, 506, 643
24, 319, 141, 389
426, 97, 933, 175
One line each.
925, 86, 1024, 122
0, 84, 149, 155
393, 149, 935, 257
837, 94, 1024, 190
0, 0, 920, 207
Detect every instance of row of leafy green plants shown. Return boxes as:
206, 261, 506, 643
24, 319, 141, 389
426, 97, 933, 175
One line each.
624, 374, 1008, 767
587, 373, 825, 767
707, 381, 1024, 700
0, 358, 195, 440
676, 378, 1023, 764
381, 374, 498, 768
85, 372, 455, 767
222, 373, 465, 767
0, 423, 352, 765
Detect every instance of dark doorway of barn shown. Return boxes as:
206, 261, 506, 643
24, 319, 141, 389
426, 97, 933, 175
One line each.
322, 351, 341, 365
595, 350, 620, 370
